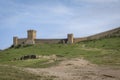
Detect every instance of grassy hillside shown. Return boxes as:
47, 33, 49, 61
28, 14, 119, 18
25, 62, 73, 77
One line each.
79, 37, 120, 49
0, 37, 120, 80
78, 37, 120, 65
0, 65, 56, 80
0, 37, 120, 67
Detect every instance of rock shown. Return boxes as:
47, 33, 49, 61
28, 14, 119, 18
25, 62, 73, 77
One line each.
20, 54, 37, 60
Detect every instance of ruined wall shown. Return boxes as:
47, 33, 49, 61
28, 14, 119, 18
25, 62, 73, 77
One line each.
13, 37, 68, 46
74, 37, 87, 43
35, 39, 67, 44
73, 27, 120, 43
13, 27, 120, 46
17, 38, 27, 45
87, 27, 120, 40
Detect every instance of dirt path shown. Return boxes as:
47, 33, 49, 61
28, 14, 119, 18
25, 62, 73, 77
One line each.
24, 58, 120, 80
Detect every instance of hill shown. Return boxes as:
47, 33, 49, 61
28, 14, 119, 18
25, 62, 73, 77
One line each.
0, 27, 120, 80
0, 27, 120, 66
0, 37, 120, 80
0, 37, 120, 66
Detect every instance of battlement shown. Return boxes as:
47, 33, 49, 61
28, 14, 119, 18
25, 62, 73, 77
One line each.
13, 30, 74, 46
13, 27, 120, 46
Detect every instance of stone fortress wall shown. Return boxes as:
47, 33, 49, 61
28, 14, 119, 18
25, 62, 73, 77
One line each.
73, 27, 120, 43
87, 27, 120, 40
35, 39, 67, 44
13, 30, 74, 46
13, 27, 120, 46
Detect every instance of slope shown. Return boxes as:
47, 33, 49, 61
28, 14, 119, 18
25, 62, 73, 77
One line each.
0, 36, 120, 67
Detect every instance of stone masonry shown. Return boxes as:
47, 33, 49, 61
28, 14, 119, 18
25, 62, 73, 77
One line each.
13, 27, 120, 46
13, 30, 74, 46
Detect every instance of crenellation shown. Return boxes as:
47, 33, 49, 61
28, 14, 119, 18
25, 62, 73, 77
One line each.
13, 30, 71, 46
26, 30, 36, 44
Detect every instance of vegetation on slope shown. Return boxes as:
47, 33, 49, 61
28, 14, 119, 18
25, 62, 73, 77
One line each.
0, 37, 120, 80
79, 37, 120, 49
78, 37, 120, 65
0, 37, 120, 67
0, 65, 56, 80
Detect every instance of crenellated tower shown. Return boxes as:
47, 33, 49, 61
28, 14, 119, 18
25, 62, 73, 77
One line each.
27, 30, 36, 40
26, 30, 36, 44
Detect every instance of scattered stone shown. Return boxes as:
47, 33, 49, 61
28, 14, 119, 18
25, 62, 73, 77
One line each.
20, 54, 37, 60
103, 74, 115, 78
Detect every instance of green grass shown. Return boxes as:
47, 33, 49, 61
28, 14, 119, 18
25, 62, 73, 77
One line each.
0, 44, 99, 66
0, 65, 56, 80
0, 37, 120, 67
78, 37, 120, 65
79, 37, 120, 49
0, 37, 120, 80
2, 59, 59, 68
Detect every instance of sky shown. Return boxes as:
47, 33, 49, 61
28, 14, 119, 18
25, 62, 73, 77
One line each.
0, 0, 120, 49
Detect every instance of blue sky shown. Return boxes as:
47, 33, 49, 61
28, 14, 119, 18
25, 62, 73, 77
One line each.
0, 0, 120, 49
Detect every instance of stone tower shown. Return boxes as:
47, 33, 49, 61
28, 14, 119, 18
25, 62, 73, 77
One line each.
67, 34, 74, 44
27, 30, 36, 40
13, 36, 18, 46
26, 30, 36, 44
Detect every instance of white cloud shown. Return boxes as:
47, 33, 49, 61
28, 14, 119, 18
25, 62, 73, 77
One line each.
0, 0, 120, 49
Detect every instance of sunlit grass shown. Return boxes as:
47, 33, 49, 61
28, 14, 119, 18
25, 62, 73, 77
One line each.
0, 37, 120, 67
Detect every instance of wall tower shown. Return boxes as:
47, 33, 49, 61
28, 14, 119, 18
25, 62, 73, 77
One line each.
67, 34, 74, 44
13, 36, 18, 46
27, 30, 36, 40
26, 30, 36, 44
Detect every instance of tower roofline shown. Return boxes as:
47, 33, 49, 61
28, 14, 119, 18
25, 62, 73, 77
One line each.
27, 30, 36, 32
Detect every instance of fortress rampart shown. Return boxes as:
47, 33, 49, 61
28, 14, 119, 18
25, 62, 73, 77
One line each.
13, 27, 120, 46
87, 27, 120, 40
13, 30, 74, 46
35, 39, 67, 44
73, 38, 87, 43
